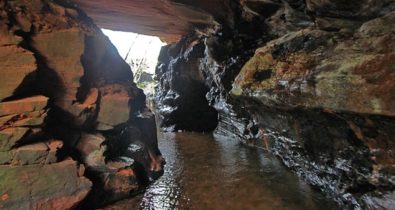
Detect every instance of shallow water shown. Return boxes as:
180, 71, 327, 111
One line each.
107, 132, 338, 210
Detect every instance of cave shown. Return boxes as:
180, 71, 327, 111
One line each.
0, 0, 394, 209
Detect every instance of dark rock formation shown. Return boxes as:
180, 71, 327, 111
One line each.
153, 1, 395, 209
155, 38, 219, 132
0, 0, 162, 209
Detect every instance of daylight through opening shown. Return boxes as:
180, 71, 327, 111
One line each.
102, 29, 166, 93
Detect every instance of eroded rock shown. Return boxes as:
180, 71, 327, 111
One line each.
0, 127, 31, 152
0, 1, 162, 209
0, 159, 92, 210
154, 1, 395, 209
0, 96, 48, 117
0, 46, 37, 101
11, 142, 48, 165
232, 19, 395, 115
155, 39, 219, 132
71, 0, 222, 42
96, 85, 132, 128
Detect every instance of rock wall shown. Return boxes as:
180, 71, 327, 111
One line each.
70, 0, 226, 42
155, 36, 219, 132
155, 1, 395, 209
0, 0, 163, 209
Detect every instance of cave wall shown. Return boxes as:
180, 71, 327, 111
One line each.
0, 0, 163, 209
155, 36, 218, 132
154, 0, 395, 209
0, 0, 394, 209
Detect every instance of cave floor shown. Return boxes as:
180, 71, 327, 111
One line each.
104, 132, 339, 210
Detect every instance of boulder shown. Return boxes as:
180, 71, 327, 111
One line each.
11, 142, 49, 165
0, 140, 63, 165
76, 133, 106, 168
97, 85, 131, 127
76, 132, 140, 208
0, 159, 92, 210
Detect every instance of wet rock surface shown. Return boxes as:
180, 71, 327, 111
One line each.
154, 0, 395, 209
155, 39, 219, 132
233, 13, 395, 115
0, 0, 162, 209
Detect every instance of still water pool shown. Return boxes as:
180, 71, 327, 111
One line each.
105, 132, 338, 210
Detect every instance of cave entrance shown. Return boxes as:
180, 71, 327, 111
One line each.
101, 29, 219, 133
101, 29, 166, 95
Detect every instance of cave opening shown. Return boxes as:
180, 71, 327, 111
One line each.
101, 28, 220, 132
101, 29, 165, 93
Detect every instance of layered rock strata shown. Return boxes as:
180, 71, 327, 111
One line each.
70, 0, 228, 42
0, 0, 163, 209
154, 1, 395, 209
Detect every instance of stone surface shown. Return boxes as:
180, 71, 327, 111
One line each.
12, 142, 49, 165
0, 110, 47, 131
71, 0, 222, 42
0, 151, 12, 164
97, 85, 131, 127
0, 96, 48, 117
306, 0, 395, 18
45, 140, 63, 164
155, 40, 218, 132
153, 1, 395, 209
232, 13, 395, 116
0, 46, 37, 101
0, 1, 162, 209
76, 132, 141, 209
0, 21, 22, 46
76, 133, 106, 168
0, 127, 30, 152
32, 29, 85, 107
0, 159, 92, 210
105, 112, 165, 181
0, 140, 62, 165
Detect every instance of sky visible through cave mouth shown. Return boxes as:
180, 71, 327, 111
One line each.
102, 29, 166, 74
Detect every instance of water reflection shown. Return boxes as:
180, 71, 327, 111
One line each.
105, 132, 338, 210
140, 132, 184, 209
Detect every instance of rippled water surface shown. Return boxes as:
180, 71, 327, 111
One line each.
107, 132, 338, 210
